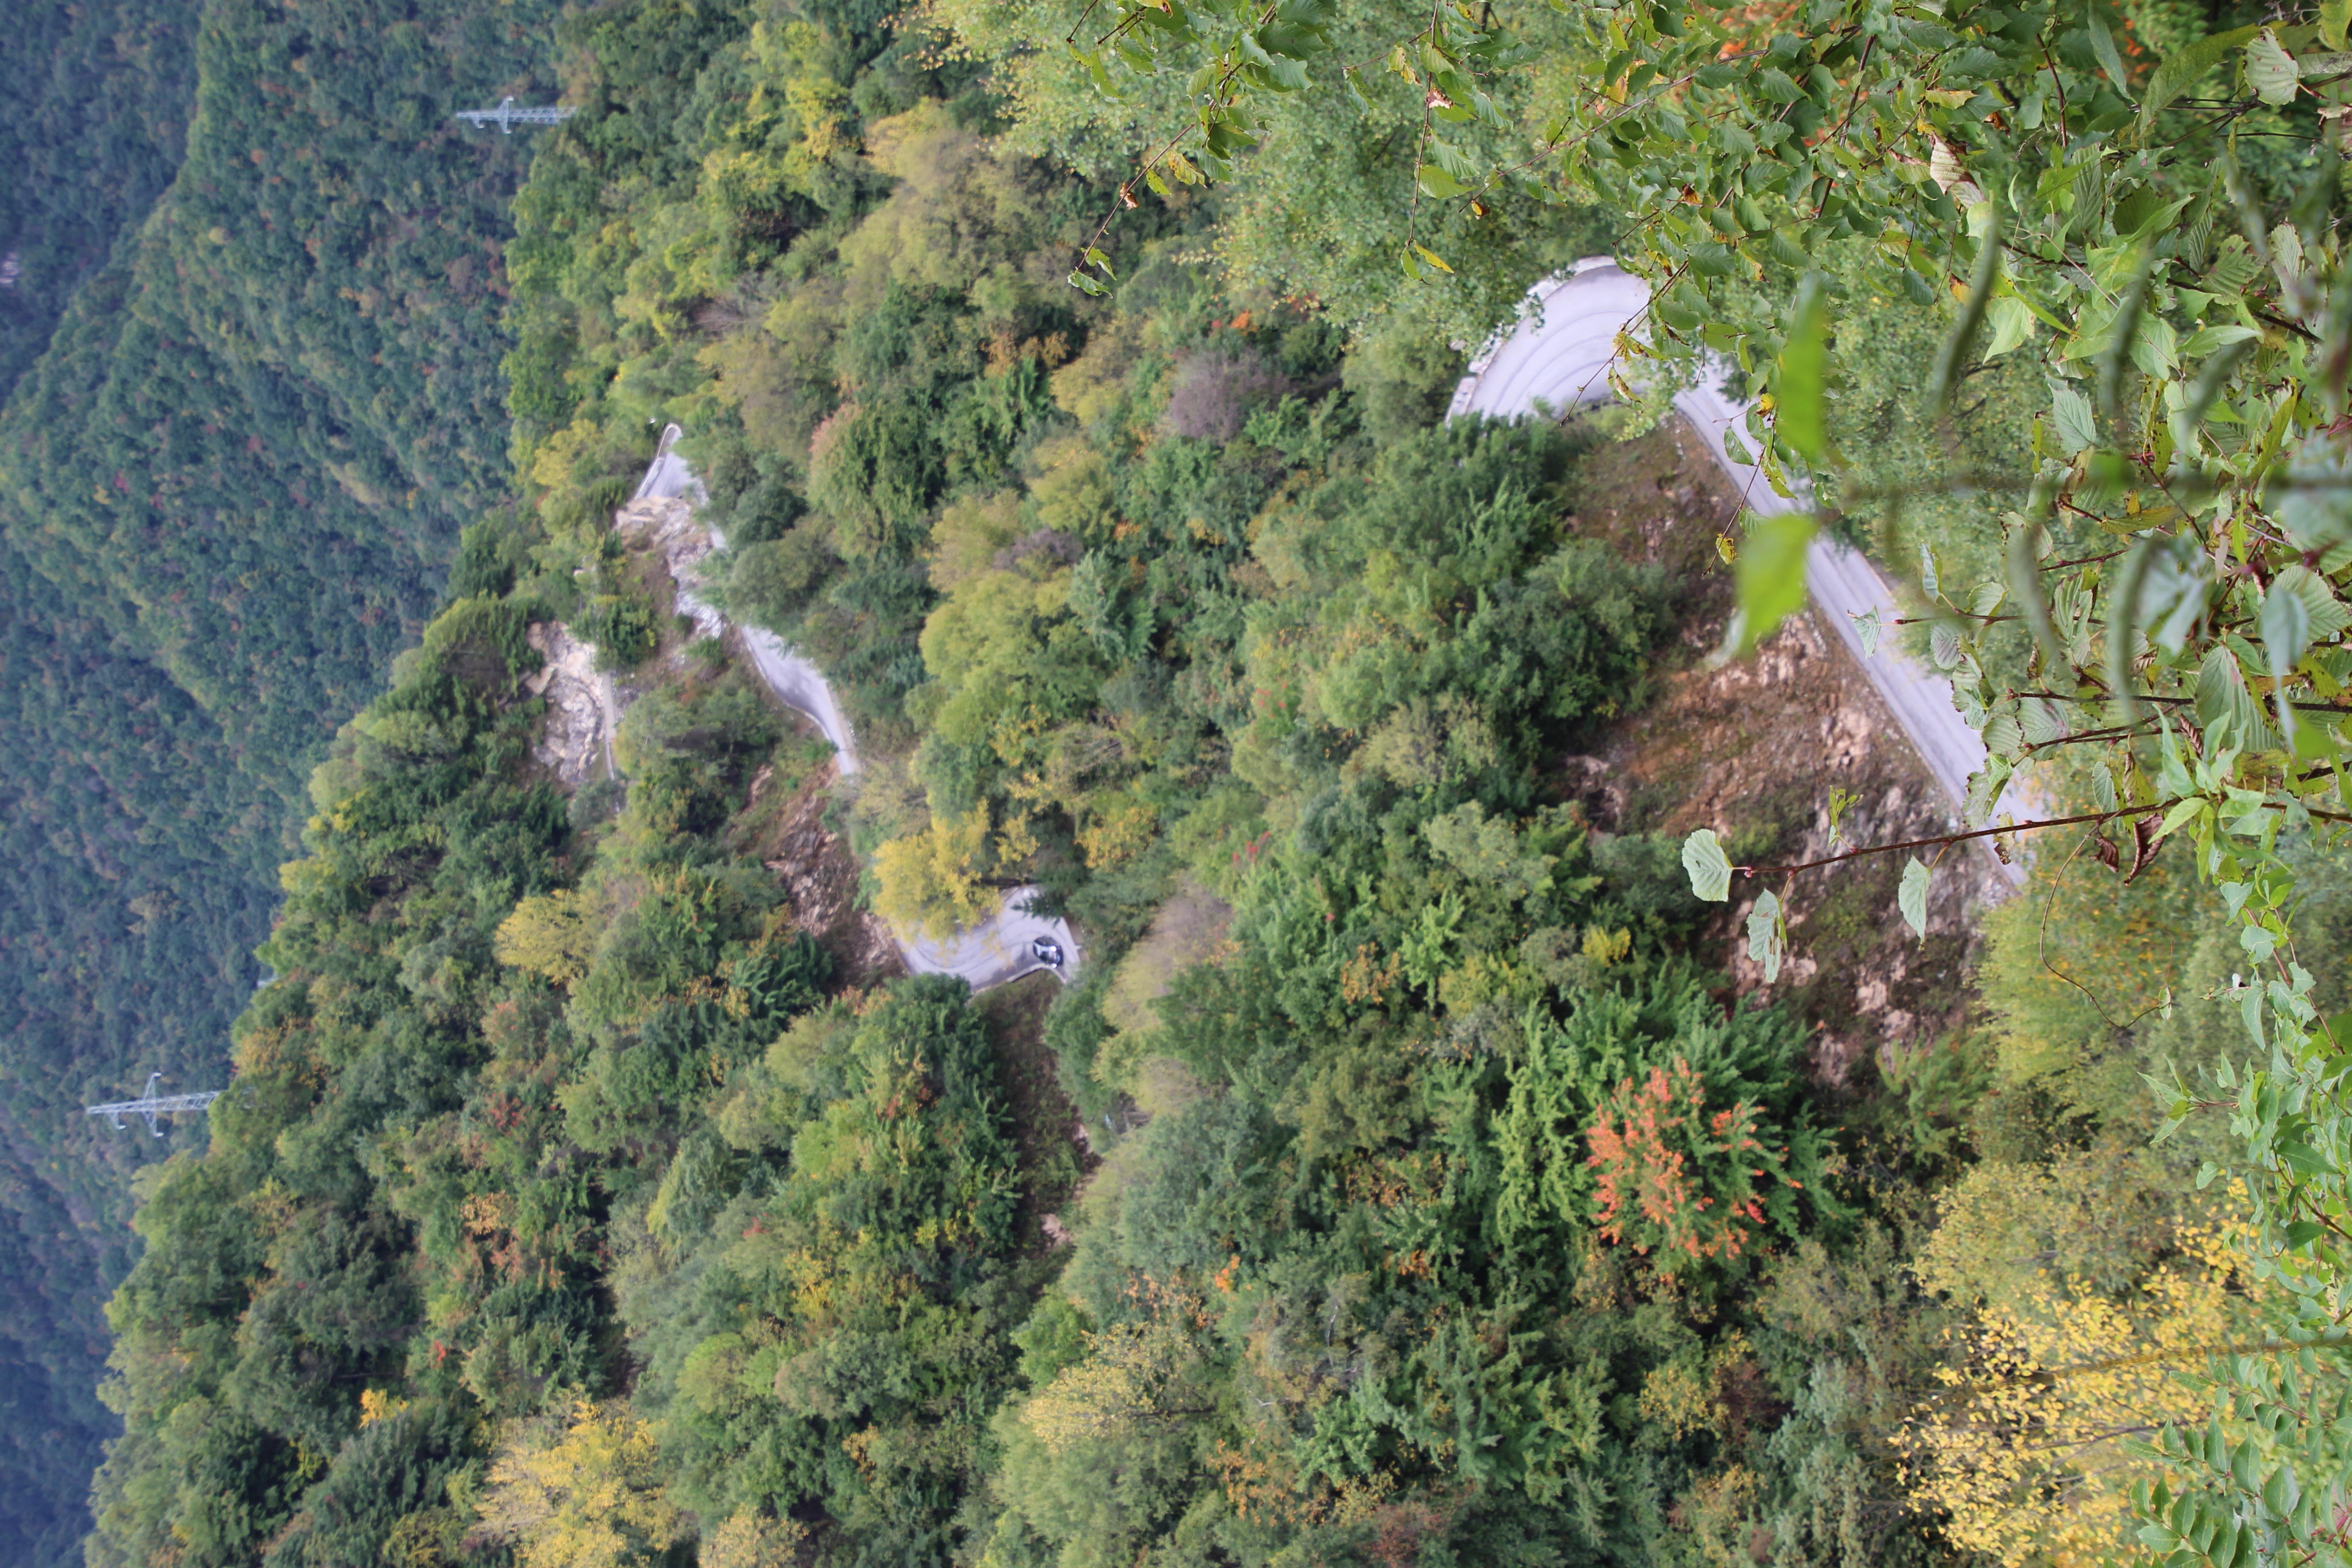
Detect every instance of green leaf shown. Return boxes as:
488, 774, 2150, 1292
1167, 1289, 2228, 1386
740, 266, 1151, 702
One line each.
2051, 381, 2098, 456
2153, 795, 2208, 842
1899, 857, 1931, 943
1717, 513, 1819, 663
1411, 245, 1453, 274
2179, 322, 2260, 358
1682, 828, 1734, 902
1416, 163, 1466, 198
1746, 889, 1786, 982
2262, 578, 2315, 680
1985, 294, 2037, 358
2326, 0, 2350, 51
2090, 12, 2132, 93
1775, 274, 1829, 465
2195, 641, 2284, 752
2247, 28, 2301, 105
2272, 563, 2352, 638
2141, 24, 2263, 133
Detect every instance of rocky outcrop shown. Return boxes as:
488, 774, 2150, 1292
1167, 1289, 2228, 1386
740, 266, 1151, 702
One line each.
615, 496, 724, 641
523, 622, 619, 786
754, 762, 904, 986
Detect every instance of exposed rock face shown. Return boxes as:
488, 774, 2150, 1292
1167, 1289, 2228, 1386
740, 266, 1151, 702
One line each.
757, 762, 903, 986
523, 623, 619, 786
1567, 420, 1995, 1087
615, 496, 725, 640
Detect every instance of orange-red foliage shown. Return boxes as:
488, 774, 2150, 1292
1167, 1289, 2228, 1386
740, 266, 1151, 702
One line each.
1585, 1056, 1780, 1270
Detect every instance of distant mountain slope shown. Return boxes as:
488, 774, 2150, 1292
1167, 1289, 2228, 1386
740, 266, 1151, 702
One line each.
0, 2, 555, 1560
0, 0, 194, 401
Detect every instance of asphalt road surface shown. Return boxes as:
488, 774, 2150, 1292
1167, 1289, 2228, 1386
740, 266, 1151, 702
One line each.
633, 426, 1083, 989
1450, 262, 2026, 885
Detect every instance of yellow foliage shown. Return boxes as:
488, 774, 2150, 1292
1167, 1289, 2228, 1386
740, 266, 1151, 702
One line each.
1027, 436, 1115, 539
528, 418, 606, 498
918, 565, 1071, 748
1077, 791, 1159, 870
873, 809, 997, 942
1021, 1315, 1202, 1456
495, 890, 598, 984
477, 1399, 684, 1568
1581, 925, 1632, 966
1637, 1361, 1717, 1445
1897, 1175, 2264, 1568
357, 1388, 408, 1428
1048, 318, 1146, 429
925, 491, 1025, 593
697, 1510, 807, 1568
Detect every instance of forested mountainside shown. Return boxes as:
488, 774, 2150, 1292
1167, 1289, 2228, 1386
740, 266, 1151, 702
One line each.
74, 0, 2344, 1565
0, 1, 561, 1560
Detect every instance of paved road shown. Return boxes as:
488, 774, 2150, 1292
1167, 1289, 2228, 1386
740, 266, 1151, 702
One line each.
1450, 261, 2024, 884
634, 425, 1083, 988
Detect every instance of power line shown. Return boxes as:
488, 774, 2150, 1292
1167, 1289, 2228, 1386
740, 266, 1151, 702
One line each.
454, 96, 573, 135
85, 1073, 221, 1138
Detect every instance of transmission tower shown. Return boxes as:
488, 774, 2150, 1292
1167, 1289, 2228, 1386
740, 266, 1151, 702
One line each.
86, 1073, 222, 1137
454, 95, 574, 135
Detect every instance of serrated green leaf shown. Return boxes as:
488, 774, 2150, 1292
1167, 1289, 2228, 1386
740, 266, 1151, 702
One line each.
1899, 857, 1931, 942
2247, 28, 2300, 104
1766, 229, 1811, 269
2051, 381, 2097, 456
2273, 563, 2352, 637
1985, 294, 2037, 358
1682, 828, 1734, 902
2195, 642, 2284, 752
1746, 889, 1786, 982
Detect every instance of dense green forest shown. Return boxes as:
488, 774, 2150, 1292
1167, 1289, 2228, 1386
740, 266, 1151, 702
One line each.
25, 0, 2352, 1562
61, 0, 2335, 1566
0, 0, 565, 1559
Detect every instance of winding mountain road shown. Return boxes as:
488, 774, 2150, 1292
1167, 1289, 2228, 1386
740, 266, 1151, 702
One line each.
633, 427, 1083, 991
1450, 260, 2024, 884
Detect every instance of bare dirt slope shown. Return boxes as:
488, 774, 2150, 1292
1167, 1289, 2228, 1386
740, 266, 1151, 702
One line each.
733, 760, 904, 989
1567, 416, 2009, 1087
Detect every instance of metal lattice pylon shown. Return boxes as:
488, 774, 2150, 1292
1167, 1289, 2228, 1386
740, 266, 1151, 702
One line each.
86, 1073, 222, 1137
454, 96, 573, 135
